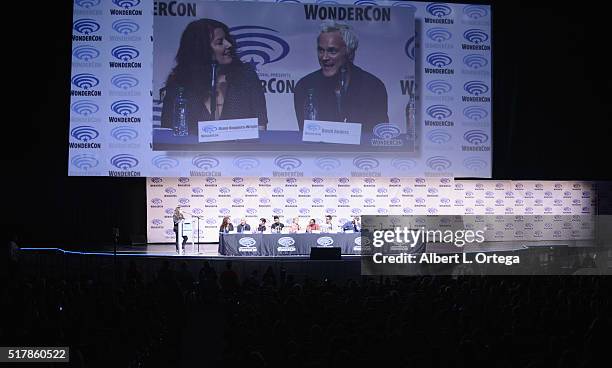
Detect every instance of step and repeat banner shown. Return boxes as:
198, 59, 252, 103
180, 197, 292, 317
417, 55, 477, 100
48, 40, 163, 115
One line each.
70, 0, 492, 177
147, 178, 598, 243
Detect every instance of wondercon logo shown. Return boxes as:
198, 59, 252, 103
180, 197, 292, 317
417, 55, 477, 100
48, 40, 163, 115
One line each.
392, 158, 416, 170
339, 177, 349, 184
75, 0, 101, 8
426, 80, 452, 95
206, 198, 217, 205
112, 0, 140, 9
463, 5, 489, 19
286, 178, 297, 184
73, 19, 100, 34
178, 177, 189, 184
273, 187, 284, 194
426, 3, 452, 17
274, 155, 302, 170
150, 177, 163, 184
259, 197, 270, 204
299, 208, 310, 215
110, 154, 139, 170
353, 156, 379, 170
232, 177, 244, 184
71, 100, 99, 116
325, 187, 336, 194
111, 126, 138, 141
72, 73, 99, 90
306, 123, 322, 133
233, 198, 244, 205
463, 106, 488, 120
426, 105, 452, 119
286, 198, 297, 205
206, 177, 217, 184
246, 187, 257, 194
426, 27, 452, 42
373, 123, 401, 139
71, 126, 99, 141
164, 187, 176, 194
312, 177, 324, 184
246, 208, 257, 215
299, 187, 310, 194
152, 155, 179, 170
238, 237, 257, 247
192, 155, 219, 169
278, 237, 295, 247
219, 187, 230, 194
463, 157, 487, 171
72, 45, 100, 61
463, 54, 488, 69
315, 156, 341, 170
111, 45, 139, 61
230, 25, 290, 69
317, 237, 334, 246
463, 29, 489, 44
178, 198, 190, 205
112, 19, 139, 35
463, 130, 489, 144
464, 81, 489, 95
259, 177, 270, 184
71, 154, 98, 170
111, 74, 139, 89
219, 208, 230, 215
192, 187, 203, 194
426, 156, 452, 171
426, 52, 452, 67
151, 219, 163, 226
352, 188, 362, 194
233, 156, 260, 170
151, 198, 162, 205
111, 100, 139, 116
202, 125, 217, 134
427, 129, 452, 144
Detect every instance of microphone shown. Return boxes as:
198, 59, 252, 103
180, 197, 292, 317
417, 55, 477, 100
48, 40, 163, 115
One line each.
210, 62, 218, 119
337, 65, 348, 121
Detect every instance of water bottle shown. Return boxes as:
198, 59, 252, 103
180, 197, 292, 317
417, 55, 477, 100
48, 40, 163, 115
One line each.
173, 86, 188, 136
406, 94, 416, 130
304, 88, 317, 120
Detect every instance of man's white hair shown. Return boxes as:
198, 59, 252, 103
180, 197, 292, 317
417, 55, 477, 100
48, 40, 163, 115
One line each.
319, 20, 359, 61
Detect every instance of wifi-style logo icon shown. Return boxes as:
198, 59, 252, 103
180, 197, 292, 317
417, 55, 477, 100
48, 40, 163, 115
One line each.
404, 35, 416, 60
110, 126, 138, 141
73, 19, 100, 34
71, 126, 99, 142
112, 0, 140, 9
315, 156, 341, 170
427, 129, 452, 144
463, 157, 487, 171
233, 156, 260, 170
111, 154, 139, 170
230, 25, 290, 69
152, 155, 179, 170
392, 158, 416, 171
463, 5, 489, 19
112, 19, 140, 35
463, 54, 488, 69
71, 154, 99, 170
463, 106, 488, 120
75, 0, 101, 8
353, 156, 379, 170
426, 156, 452, 171
373, 123, 401, 139
427, 52, 453, 67
71, 100, 99, 116
71, 73, 99, 90
72, 45, 100, 61
111, 45, 139, 61
192, 155, 219, 169
111, 74, 139, 90
426, 104, 452, 119
426, 28, 452, 42
426, 80, 452, 95
111, 100, 139, 116
426, 3, 452, 17
463, 29, 489, 44
463, 130, 489, 144
274, 155, 302, 170
464, 81, 489, 95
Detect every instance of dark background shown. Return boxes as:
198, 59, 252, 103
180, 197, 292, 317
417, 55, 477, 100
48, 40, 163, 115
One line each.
3, 0, 610, 246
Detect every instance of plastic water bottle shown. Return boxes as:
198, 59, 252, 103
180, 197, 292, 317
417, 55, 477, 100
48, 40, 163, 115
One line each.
173, 86, 188, 136
406, 93, 415, 130
304, 88, 317, 120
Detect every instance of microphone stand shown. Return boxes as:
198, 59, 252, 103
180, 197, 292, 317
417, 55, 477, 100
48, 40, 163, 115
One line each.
210, 62, 218, 119
191, 214, 203, 254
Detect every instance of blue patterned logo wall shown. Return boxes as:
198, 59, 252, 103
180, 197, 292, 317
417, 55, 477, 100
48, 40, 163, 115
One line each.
146, 177, 596, 243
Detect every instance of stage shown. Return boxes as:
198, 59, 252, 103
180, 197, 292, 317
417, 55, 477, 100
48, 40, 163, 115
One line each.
16, 240, 606, 282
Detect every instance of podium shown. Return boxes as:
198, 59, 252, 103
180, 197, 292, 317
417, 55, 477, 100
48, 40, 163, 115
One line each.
177, 219, 195, 254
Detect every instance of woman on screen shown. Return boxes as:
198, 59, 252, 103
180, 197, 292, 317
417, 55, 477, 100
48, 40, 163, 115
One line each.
160, 18, 268, 135
289, 217, 301, 233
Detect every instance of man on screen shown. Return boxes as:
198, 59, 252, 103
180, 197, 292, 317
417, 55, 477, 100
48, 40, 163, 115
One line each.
293, 21, 389, 133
